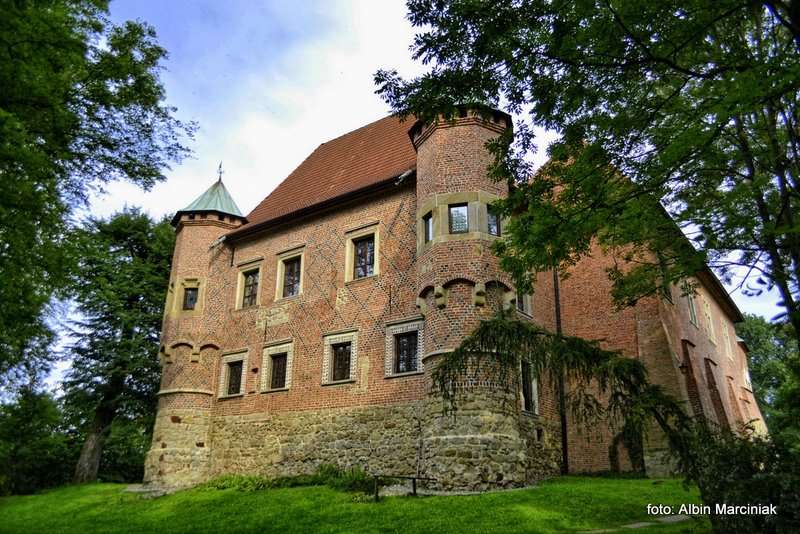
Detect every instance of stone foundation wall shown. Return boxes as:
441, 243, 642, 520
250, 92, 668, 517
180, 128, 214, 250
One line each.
146, 396, 561, 490
206, 402, 426, 480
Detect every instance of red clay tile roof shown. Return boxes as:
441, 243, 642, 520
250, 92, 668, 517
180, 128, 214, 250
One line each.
233, 114, 417, 236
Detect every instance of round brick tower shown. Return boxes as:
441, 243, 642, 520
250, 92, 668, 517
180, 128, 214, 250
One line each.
143, 177, 245, 488
410, 108, 530, 490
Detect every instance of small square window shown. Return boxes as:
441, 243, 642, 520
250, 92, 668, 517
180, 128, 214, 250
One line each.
282, 257, 301, 298
487, 208, 501, 236
332, 342, 352, 381
394, 332, 418, 374
353, 236, 375, 279
449, 204, 469, 234
422, 212, 433, 243
227, 360, 243, 396
270, 353, 287, 389
242, 268, 259, 307
182, 287, 198, 310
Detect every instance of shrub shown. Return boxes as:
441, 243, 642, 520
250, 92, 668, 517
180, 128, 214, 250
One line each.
674, 422, 800, 533
0, 389, 76, 495
200, 465, 376, 494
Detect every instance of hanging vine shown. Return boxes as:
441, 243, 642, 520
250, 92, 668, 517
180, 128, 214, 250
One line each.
431, 309, 689, 446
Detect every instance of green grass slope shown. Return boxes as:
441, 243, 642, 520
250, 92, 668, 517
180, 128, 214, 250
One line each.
0, 476, 710, 533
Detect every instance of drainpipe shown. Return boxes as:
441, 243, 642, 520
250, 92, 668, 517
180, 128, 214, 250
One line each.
553, 268, 569, 475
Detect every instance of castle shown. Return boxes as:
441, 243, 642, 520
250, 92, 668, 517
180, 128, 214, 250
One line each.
145, 108, 765, 490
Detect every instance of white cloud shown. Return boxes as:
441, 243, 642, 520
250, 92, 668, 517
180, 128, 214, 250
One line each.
91, 0, 423, 220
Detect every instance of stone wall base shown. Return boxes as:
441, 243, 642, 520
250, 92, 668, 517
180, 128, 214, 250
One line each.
145, 401, 562, 491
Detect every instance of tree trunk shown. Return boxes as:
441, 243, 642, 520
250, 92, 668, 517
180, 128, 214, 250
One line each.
73, 411, 114, 483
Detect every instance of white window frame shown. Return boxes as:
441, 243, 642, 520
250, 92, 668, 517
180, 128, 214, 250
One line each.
218, 350, 248, 398
275, 246, 305, 301
236, 259, 263, 309
322, 330, 358, 384
345, 223, 380, 282
261, 341, 293, 392
385, 320, 424, 377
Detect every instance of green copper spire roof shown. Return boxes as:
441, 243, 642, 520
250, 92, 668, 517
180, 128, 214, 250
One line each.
172, 178, 244, 226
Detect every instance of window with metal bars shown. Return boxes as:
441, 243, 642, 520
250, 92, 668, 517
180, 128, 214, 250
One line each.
353, 236, 374, 279
394, 332, 418, 374
332, 342, 351, 381
270, 353, 287, 389
242, 269, 259, 307
282, 257, 301, 298
448, 203, 469, 234
226, 360, 243, 396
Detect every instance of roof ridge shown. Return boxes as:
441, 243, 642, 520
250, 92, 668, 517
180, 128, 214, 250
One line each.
317, 113, 408, 147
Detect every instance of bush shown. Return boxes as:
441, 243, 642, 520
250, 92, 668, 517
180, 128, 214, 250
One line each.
200, 464, 375, 494
675, 423, 800, 533
98, 418, 153, 483
0, 389, 76, 495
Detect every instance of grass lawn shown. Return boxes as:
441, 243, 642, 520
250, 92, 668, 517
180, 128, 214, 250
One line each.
0, 476, 710, 533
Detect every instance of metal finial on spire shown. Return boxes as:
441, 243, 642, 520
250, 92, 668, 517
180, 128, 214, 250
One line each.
217, 161, 224, 182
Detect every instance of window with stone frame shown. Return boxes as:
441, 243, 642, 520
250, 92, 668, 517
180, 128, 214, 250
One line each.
448, 203, 469, 234
487, 206, 501, 236
322, 331, 358, 384
422, 212, 433, 243
353, 235, 375, 279
282, 256, 301, 298
261, 341, 293, 391
384, 320, 424, 377
219, 351, 247, 397
241, 268, 259, 307
182, 287, 198, 310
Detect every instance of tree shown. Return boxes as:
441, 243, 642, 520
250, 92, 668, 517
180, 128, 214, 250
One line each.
63, 209, 173, 483
736, 314, 796, 424
0, 0, 192, 384
375, 1, 800, 345
0, 388, 75, 495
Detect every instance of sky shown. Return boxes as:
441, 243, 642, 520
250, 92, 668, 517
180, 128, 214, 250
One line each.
94, 0, 425, 222
87, 0, 781, 321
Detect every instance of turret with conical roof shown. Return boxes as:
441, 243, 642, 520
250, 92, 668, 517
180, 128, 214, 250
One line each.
144, 173, 245, 487
171, 177, 245, 227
